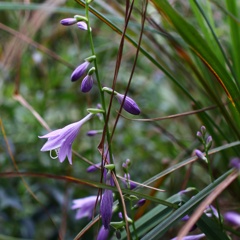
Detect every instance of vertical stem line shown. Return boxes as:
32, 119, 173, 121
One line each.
85, 3, 114, 164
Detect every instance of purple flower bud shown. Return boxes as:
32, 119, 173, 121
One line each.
133, 199, 146, 209
118, 212, 123, 219
200, 126, 206, 135
224, 211, 240, 226
115, 93, 140, 115
87, 162, 101, 172
100, 189, 113, 229
97, 225, 109, 240
123, 173, 137, 190
71, 61, 90, 82
60, 18, 77, 26
230, 157, 240, 170
77, 21, 88, 30
87, 130, 98, 136
81, 75, 93, 92
195, 149, 207, 162
171, 233, 205, 240
206, 135, 212, 150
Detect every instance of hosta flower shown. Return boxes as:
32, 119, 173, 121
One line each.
81, 74, 93, 92
39, 113, 93, 164
72, 195, 97, 219
97, 225, 109, 240
71, 61, 90, 82
224, 211, 240, 226
60, 18, 77, 26
115, 93, 140, 115
77, 21, 88, 30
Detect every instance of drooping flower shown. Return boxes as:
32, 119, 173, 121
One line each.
72, 195, 97, 219
115, 93, 140, 115
81, 74, 94, 92
224, 211, 240, 226
77, 21, 88, 30
97, 225, 109, 240
171, 233, 205, 240
71, 61, 90, 82
39, 113, 93, 164
60, 18, 77, 26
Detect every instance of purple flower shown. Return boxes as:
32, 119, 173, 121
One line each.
195, 149, 207, 162
101, 189, 113, 229
171, 233, 205, 240
71, 61, 90, 82
97, 225, 109, 240
100, 171, 114, 229
39, 113, 93, 164
224, 211, 240, 226
81, 74, 93, 92
72, 195, 97, 219
77, 21, 88, 30
230, 157, 240, 170
60, 18, 77, 26
115, 93, 140, 115
87, 162, 101, 172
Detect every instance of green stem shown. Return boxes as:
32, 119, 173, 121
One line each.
85, 3, 113, 164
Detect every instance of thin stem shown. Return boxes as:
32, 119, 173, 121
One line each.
85, 3, 113, 164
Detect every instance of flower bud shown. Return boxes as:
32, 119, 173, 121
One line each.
115, 93, 140, 115
230, 157, 240, 170
132, 199, 146, 210
60, 18, 77, 26
195, 149, 208, 163
206, 136, 212, 150
77, 21, 88, 31
81, 75, 93, 92
71, 61, 90, 82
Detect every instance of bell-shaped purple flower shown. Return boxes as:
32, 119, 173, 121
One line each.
60, 18, 77, 26
115, 93, 140, 115
224, 211, 240, 226
71, 61, 90, 82
81, 74, 93, 92
72, 195, 97, 219
77, 21, 88, 30
39, 113, 93, 164
97, 225, 109, 240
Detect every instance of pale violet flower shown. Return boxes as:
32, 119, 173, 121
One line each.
171, 233, 205, 240
115, 93, 140, 115
72, 195, 97, 219
224, 211, 240, 226
39, 113, 93, 164
60, 18, 77, 26
77, 21, 88, 30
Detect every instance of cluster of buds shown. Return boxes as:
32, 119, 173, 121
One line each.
195, 126, 213, 163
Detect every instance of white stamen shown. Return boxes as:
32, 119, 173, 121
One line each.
50, 149, 59, 159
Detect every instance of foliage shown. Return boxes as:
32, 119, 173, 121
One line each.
1, 0, 240, 239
